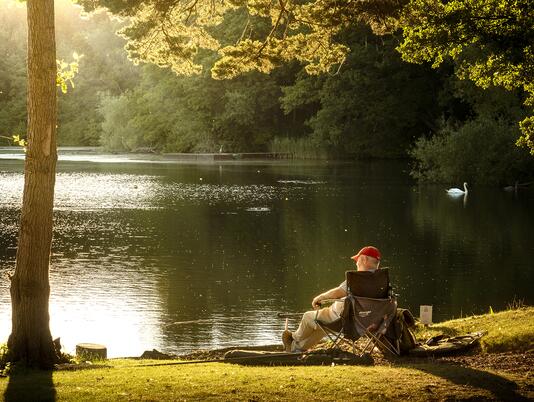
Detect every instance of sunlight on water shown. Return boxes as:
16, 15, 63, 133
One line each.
277, 180, 327, 185
56, 173, 161, 210
0, 172, 24, 206
1, 158, 533, 357
0, 168, 297, 356
156, 183, 290, 206
0, 255, 167, 357
0, 171, 292, 210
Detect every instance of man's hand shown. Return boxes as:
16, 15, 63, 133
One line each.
311, 286, 346, 309
312, 295, 322, 310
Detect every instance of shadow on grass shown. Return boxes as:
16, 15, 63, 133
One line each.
407, 361, 528, 401
4, 368, 55, 402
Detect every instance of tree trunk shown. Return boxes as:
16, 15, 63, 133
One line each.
7, 0, 58, 368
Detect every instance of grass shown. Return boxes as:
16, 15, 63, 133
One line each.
414, 306, 534, 353
1, 307, 532, 401
5, 360, 528, 402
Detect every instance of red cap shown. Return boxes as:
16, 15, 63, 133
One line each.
351, 246, 381, 261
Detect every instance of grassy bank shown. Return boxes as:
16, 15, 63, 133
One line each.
1, 307, 532, 401
414, 306, 534, 353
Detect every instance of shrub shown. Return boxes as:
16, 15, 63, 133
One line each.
410, 116, 534, 185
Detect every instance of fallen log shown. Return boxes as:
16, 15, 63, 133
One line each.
223, 349, 374, 366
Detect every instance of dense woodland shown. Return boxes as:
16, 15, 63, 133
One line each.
0, 0, 533, 185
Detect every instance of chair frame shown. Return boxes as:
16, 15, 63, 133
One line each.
315, 269, 400, 357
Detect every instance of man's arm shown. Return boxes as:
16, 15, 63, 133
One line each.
312, 286, 347, 309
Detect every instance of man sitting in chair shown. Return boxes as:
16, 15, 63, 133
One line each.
282, 245, 381, 352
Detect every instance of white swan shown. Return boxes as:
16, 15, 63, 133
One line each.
446, 182, 468, 195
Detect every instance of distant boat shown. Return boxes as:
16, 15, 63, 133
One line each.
446, 182, 468, 195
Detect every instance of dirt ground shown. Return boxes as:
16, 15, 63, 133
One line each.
177, 343, 534, 378
431, 350, 534, 376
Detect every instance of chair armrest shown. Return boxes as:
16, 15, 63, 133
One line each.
318, 297, 346, 306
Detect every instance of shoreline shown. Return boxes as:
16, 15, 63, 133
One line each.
0, 146, 293, 161
1, 308, 532, 401
104, 307, 534, 362
0, 146, 333, 166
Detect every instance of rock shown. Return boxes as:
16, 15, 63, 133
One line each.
140, 349, 176, 360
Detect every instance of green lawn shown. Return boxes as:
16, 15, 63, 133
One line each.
1, 307, 532, 401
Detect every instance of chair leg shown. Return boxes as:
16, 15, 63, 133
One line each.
316, 323, 344, 350
365, 332, 400, 356
361, 336, 374, 353
315, 321, 400, 358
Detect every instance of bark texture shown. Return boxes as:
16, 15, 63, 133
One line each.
8, 0, 58, 368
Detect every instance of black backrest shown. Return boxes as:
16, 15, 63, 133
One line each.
345, 268, 390, 298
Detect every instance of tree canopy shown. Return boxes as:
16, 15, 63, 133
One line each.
1, 0, 532, 182
78, 0, 406, 77
78, 0, 533, 154
398, 0, 534, 153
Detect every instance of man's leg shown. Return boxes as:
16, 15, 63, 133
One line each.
290, 307, 338, 352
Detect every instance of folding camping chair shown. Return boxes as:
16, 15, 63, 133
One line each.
315, 269, 400, 356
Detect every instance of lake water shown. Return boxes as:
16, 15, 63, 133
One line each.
1, 150, 533, 357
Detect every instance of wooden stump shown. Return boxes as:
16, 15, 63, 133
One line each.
76, 343, 107, 360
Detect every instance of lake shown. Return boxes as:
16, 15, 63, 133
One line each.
1, 149, 533, 357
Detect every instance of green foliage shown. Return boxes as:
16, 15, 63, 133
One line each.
56, 53, 82, 94
0, 134, 26, 148
94, 6, 292, 153
517, 116, 534, 152
398, 0, 534, 153
0, 0, 141, 146
0, 1, 27, 138
99, 64, 287, 152
55, 1, 141, 145
78, 0, 407, 79
212, 72, 288, 151
98, 69, 217, 152
410, 114, 534, 185
11, 134, 26, 147
410, 81, 534, 185
2, 0, 532, 182
281, 26, 443, 158
97, 21, 449, 156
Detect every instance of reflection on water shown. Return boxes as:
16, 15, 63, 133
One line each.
0, 156, 533, 357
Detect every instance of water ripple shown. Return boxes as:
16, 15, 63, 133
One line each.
0, 172, 294, 210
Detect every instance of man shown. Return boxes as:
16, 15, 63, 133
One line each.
282, 246, 382, 352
